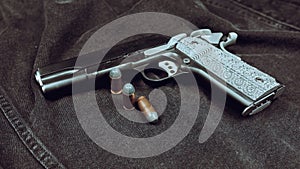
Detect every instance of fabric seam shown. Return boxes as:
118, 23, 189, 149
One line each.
202, 0, 300, 31
230, 0, 300, 31
0, 87, 66, 169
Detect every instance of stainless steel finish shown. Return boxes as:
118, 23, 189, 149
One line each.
35, 29, 285, 115
144, 33, 187, 56
176, 36, 281, 101
158, 61, 179, 77
219, 32, 241, 60
183, 58, 191, 64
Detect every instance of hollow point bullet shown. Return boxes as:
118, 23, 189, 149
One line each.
137, 96, 159, 123
122, 83, 136, 110
109, 68, 122, 94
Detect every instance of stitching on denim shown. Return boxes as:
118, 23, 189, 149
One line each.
193, 0, 241, 30
117, 0, 145, 17
230, 0, 300, 31
0, 88, 66, 169
276, 0, 300, 8
202, 0, 284, 29
202, 0, 300, 31
238, 54, 283, 57
102, 0, 118, 17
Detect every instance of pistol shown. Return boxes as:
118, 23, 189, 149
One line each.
35, 29, 285, 116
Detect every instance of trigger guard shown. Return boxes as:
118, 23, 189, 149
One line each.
141, 71, 170, 82
141, 60, 180, 82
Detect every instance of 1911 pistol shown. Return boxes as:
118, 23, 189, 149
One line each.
35, 29, 285, 116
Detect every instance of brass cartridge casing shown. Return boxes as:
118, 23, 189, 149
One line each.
137, 96, 159, 122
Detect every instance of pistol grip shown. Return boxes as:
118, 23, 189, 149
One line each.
176, 35, 284, 115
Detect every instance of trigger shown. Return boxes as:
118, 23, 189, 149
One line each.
158, 61, 178, 77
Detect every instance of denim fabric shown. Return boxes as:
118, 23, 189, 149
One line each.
0, 0, 299, 168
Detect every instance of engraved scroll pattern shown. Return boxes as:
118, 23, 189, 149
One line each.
176, 37, 280, 101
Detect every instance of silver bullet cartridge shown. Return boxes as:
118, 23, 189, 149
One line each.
122, 83, 136, 110
109, 68, 123, 94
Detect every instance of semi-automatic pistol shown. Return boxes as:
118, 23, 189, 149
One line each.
35, 29, 285, 116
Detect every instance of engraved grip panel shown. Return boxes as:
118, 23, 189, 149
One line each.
176, 37, 281, 101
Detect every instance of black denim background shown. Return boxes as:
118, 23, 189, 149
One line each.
0, 0, 299, 168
